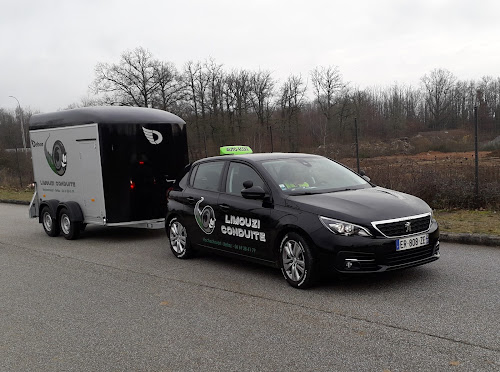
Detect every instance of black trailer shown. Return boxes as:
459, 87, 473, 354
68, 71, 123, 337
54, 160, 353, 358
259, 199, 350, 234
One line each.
28, 106, 188, 239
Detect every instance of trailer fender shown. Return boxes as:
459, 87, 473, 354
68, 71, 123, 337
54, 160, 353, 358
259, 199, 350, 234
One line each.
58, 201, 84, 223
38, 200, 59, 223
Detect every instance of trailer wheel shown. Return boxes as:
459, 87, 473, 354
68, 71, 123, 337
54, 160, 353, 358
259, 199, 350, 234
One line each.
59, 207, 81, 240
41, 206, 60, 237
167, 217, 193, 258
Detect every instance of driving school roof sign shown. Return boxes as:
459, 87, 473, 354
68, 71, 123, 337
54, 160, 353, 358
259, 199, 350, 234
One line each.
220, 146, 253, 155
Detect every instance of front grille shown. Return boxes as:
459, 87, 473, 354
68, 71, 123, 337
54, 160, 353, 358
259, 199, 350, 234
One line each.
373, 214, 431, 237
384, 245, 434, 266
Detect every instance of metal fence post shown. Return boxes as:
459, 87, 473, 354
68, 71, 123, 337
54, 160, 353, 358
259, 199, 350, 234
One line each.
474, 106, 479, 202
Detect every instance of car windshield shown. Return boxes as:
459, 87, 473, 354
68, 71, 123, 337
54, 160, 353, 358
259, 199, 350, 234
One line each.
260, 156, 370, 194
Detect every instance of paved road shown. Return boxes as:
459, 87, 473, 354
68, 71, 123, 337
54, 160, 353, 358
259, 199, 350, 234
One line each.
0, 203, 499, 371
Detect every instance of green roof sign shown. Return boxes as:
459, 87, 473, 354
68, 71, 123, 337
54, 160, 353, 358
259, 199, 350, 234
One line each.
220, 146, 253, 155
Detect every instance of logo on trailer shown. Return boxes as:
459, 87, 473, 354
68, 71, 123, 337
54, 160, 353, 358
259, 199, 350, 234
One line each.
142, 127, 163, 145
194, 197, 216, 234
44, 135, 67, 176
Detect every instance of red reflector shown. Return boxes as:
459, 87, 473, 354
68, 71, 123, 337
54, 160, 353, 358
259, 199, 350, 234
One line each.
166, 187, 173, 198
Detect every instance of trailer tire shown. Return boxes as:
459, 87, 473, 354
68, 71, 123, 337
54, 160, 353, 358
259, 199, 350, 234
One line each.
41, 206, 60, 237
59, 207, 81, 240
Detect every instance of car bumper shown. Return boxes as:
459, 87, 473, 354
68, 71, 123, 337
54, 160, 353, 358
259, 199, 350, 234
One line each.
312, 222, 440, 273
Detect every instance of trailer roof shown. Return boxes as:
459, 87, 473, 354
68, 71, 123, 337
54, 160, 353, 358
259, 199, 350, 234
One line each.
29, 106, 185, 129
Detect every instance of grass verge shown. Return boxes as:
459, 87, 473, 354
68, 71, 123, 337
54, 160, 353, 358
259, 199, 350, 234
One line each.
0, 187, 34, 202
434, 210, 500, 236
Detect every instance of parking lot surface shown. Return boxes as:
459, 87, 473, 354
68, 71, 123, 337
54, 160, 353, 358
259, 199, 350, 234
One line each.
0, 203, 499, 371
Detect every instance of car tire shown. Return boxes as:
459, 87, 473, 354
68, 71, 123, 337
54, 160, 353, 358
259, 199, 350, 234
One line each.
59, 207, 81, 240
168, 217, 193, 258
279, 232, 316, 289
41, 206, 60, 237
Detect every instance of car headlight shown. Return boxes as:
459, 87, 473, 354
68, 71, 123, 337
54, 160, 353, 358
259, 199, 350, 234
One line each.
319, 216, 372, 237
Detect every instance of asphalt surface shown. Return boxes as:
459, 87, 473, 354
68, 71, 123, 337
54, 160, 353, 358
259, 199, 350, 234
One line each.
0, 203, 499, 371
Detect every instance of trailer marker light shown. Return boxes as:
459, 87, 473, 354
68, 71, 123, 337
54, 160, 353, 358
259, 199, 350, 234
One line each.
91, 198, 95, 202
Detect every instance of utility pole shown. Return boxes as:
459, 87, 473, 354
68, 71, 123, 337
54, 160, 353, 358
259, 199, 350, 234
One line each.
9, 95, 27, 152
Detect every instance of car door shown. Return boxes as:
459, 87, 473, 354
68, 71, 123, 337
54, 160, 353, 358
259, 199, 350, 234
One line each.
216, 161, 275, 262
182, 160, 226, 250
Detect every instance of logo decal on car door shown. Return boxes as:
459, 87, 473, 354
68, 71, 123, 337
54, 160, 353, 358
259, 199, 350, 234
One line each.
195, 197, 216, 234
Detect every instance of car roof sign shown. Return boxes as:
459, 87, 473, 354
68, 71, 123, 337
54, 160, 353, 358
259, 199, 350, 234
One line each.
220, 146, 253, 155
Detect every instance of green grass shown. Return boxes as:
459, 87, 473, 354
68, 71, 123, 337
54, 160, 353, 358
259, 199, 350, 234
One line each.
434, 210, 500, 236
0, 187, 34, 202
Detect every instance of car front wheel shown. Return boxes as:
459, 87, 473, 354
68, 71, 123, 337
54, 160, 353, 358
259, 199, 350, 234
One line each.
279, 232, 316, 289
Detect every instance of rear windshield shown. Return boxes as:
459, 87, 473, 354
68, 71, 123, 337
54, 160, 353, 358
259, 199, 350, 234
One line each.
260, 156, 370, 194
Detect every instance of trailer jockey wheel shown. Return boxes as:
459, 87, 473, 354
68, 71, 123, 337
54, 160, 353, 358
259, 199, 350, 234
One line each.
59, 207, 81, 240
41, 206, 60, 237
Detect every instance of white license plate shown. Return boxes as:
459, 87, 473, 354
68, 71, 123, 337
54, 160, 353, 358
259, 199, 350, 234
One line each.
396, 234, 429, 251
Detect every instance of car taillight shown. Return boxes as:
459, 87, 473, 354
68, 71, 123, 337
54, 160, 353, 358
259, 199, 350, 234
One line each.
130, 180, 135, 190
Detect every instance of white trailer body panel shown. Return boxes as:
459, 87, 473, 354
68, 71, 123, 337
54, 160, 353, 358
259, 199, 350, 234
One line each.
30, 124, 106, 225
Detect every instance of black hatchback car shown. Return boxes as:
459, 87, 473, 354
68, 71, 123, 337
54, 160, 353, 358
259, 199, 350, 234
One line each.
165, 150, 439, 288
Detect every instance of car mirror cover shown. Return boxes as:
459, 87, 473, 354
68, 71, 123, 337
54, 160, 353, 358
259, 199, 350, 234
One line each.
241, 185, 266, 199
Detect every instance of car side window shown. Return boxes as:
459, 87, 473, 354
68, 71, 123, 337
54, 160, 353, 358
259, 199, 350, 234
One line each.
226, 162, 265, 195
192, 161, 224, 191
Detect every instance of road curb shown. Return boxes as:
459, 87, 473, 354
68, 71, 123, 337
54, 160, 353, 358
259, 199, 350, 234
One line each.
0, 199, 30, 205
1, 200, 499, 247
440, 232, 500, 247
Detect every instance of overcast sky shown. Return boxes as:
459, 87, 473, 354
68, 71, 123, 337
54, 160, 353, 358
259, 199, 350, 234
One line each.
2, 0, 499, 113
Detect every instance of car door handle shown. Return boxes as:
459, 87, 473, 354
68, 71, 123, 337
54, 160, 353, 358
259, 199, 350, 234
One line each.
219, 204, 230, 212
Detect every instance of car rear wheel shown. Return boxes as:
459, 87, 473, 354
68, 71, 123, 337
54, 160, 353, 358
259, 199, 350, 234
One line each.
279, 232, 316, 289
168, 217, 192, 258
41, 206, 59, 237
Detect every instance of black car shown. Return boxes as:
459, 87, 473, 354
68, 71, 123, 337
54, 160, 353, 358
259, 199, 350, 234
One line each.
165, 150, 439, 288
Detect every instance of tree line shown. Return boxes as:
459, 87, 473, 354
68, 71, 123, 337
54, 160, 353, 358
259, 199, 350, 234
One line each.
2, 47, 500, 160
88, 47, 500, 159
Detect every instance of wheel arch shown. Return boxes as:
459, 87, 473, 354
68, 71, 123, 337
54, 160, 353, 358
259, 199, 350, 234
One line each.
58, 201, 84, 222
39, 200, 59, 223
274, 224, 316, 259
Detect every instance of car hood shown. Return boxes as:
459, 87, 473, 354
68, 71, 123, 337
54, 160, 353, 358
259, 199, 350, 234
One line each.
287, 186, 431, 225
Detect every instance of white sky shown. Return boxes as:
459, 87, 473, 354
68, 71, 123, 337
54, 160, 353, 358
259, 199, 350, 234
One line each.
1, 0, 499, 113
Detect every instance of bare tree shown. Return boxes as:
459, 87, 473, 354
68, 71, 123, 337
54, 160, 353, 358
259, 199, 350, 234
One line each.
421, 68, 457, 129
250, 70, 275, 151
278, 75, 306, 151
92, 47, 160, 107
152, 61, 184, 112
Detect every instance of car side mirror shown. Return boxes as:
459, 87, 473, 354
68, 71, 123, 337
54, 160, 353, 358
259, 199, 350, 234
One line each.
241, 184, 266, 200
359, 169, 371, 183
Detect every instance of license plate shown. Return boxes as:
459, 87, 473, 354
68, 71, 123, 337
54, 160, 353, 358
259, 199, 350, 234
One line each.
396, 234, 429, 251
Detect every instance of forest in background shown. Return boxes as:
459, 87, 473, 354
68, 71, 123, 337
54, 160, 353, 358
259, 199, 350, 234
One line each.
1, 47, 500, 208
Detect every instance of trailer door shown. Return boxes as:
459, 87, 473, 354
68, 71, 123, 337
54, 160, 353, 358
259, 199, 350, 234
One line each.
78, 139, 105, 223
